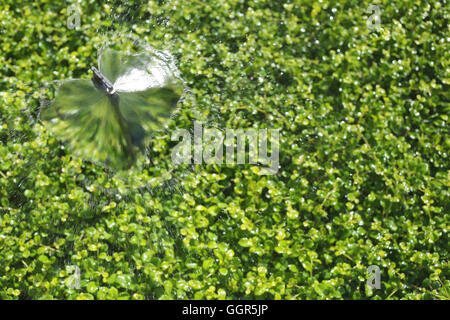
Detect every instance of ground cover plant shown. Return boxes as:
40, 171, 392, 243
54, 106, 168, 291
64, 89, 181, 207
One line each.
0, 0, 448, 299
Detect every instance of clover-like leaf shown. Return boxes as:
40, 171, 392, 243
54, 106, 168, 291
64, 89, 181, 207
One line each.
42, 48, 184, 170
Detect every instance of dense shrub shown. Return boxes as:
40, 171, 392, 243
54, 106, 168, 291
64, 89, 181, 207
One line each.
0, 0, 448, 299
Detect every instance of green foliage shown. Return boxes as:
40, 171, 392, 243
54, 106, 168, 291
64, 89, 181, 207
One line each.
0, 0, 448, 300
41, 48, 183, 170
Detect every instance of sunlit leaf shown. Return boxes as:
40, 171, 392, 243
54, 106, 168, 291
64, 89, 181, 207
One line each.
42, 48, 184, 170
